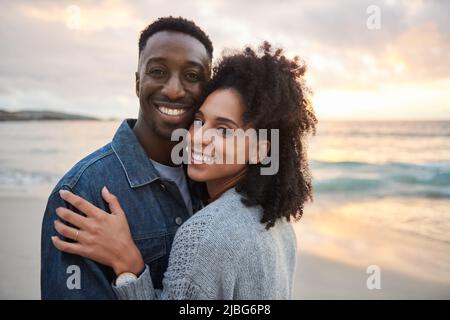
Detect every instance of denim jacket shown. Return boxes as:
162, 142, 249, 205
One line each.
41, 119, 204, 299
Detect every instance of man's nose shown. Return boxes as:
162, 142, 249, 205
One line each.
161, 75, 186, 101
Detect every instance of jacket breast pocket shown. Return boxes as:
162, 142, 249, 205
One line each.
133, 232, 167, 265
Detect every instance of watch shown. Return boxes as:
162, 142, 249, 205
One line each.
115, 272, 138, 287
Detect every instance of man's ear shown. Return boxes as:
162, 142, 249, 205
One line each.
206, 62, 212, 80
135, 72, 140, 98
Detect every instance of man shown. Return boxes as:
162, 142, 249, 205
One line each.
41, 17, 212, 299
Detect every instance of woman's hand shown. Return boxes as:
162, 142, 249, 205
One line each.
51, 186, 144, 276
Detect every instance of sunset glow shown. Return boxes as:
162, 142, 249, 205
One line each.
0, 0, 449, 120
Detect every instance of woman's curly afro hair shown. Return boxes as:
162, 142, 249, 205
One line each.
205, 41, 318, 229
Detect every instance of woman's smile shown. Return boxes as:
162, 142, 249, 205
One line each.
190, 150, 215, 164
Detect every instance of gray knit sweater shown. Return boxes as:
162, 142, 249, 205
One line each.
112, 187, 297, 300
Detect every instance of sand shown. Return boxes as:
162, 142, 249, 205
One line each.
294, 252, 450, 299
0, 194, 43, 299
0, 192, 449, 299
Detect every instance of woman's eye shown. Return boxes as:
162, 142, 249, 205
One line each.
185, 72, 200, 82
193, 119, 203, 126
217, 127, 233, 137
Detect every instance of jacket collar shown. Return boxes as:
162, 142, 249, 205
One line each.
111, 119, 160, 188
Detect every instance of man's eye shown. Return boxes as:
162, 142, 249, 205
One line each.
185, 72, 200, 82
148, 69, 165, 78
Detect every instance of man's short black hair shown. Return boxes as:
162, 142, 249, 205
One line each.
138, 16, 213, 59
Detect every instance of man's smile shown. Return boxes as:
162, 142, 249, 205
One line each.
152, 100, 194, 123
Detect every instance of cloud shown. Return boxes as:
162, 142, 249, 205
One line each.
0, 0, 448, 119
0, 0, 141, 117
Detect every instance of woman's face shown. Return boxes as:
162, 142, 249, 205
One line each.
187, 88, 251, 182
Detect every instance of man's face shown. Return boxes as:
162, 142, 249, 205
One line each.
136, 31, 211, 139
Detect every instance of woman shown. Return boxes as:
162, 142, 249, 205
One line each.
52, 42, 317, 299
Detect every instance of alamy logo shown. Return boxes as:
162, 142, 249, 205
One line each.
366, 5, 381, 30
66, 265, 81, 290
170, 122, 280, 175
66, 5, 81, 30
366, 265, 381, 290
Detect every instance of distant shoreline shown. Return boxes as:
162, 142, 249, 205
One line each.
0, 110, 101, 121
0, 110, 448, 122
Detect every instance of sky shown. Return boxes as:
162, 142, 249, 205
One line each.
0, 0, 449, 120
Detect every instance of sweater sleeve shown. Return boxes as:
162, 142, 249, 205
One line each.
112, 214, 212, 300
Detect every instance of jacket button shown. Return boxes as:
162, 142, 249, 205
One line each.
175, 217, 183, 226
160, 183, 166, 191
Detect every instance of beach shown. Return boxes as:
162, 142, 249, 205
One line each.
0, 195, 42, 299
293, 199, 450, 299
0, 120, 449, 299
1, 192, 449, 299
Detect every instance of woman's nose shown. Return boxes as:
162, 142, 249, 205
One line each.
192, 125, 213, 148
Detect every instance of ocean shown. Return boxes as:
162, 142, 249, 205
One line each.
0, 120, 449, 298
308, 121, 450, 245
0, 120, 449, 243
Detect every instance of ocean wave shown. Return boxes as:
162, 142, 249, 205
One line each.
1, 160, 449, 199
312, 160, 370, 168
0, 169, 59, 186
314, 177, 382, 192
312, 160, 450, 169
317, 121, 450, 138
317, 131, 450, 138
312, 160, 450, 199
